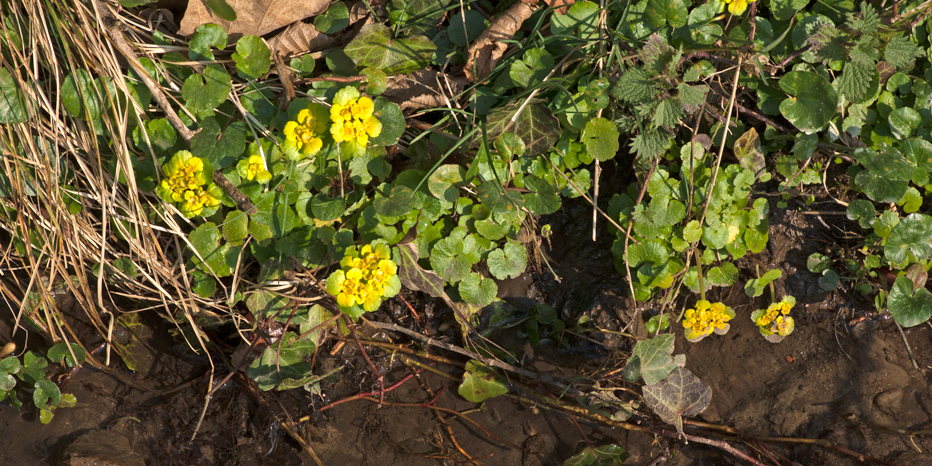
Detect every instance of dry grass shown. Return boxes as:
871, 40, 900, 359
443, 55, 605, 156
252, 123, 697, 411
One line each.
0, 0, 221, 357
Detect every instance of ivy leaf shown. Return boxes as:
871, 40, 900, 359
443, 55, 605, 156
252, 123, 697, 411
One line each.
885, 35, 924, 70
510, 48, 554, 88
232, 35, 271, 80
0, 68, 33, 123
642, 367, 712, 438
623, 334, 685, 385
190, 117, 246, 169
459, 360, 508, 402
181, 64, 232, 114
487, 242, 527, 280
188, 24, 227, 61
484, 100, 561, 157
314, 2, 350, 34
344, 24, 436, 75
459, 272, 497, 307
582, 117, 620, 161
779, 70, 838, 134
645, 0, 688, 28
395, 243, 445, 298
885, 213, 932, 264
888, 275, 932, 327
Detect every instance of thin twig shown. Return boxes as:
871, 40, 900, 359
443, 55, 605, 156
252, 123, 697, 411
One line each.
346, 316, 386, 404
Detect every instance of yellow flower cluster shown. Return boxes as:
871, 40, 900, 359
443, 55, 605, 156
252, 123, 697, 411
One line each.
283, 103, 329, 160
236, 154, 272, 183
330, 86, 382, 156
155, 150, 222, 218
682, 300, 735, 342
722, 0, 755, 15
752, 296, 796, 340
326, 240, 401, 318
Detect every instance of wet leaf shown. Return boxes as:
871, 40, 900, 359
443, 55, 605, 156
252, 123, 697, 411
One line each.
565, 445, 629, 466
642, 367, 712, 437
33, 379, 61, 411
344, 24, 436, 75
487, 241, 527, 280
778, 71, 838, 134
459, 272, 497, 307
885, 213, 932, 264
888, 275, 932, 327
459, 360, 508, 402
232, 35, 271, 80
484, 101, 561, 157
47, 343, 86, 368
395, 243, 445, 298
624, 334, 685, 385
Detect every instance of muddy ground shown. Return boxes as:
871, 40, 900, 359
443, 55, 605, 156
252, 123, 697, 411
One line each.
1, 180, 931, 466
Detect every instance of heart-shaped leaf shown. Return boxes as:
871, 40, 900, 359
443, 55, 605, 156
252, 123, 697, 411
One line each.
344, 24, 436, 75
778, 71, 838, 134
885, 213, 932, 264
888, 275, 932, 327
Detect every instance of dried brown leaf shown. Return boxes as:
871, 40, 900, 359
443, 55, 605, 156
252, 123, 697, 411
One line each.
178, 0, 330, 37
382, 69, 466, 111
464, 2, 535, 82
349, 0, 387, 24
544, 0, 574, 15
267, 21, 337, 56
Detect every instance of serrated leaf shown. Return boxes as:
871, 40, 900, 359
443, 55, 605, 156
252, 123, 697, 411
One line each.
677, 83, 708, 112
888, 275, 932, 327
396, 243, 445, 298
836, 57, 878, 104
645, 0, 688, 28
885, 35, 924, 69
487, 242, 527, 280
779, 70, 838, 134
232, 35, 271, 80
459, 272, 497, 307
344, 24, 436, 75
583, 117, 620, 161
885, 213, 932, 264
459, 360, 508, 402
642, 367, 712, 437
626, 334, 685, 385
484, 100, 561, 157
181, 64, 232, 114
652, 99, 683, 129
0, 67, 33, 123
612, 68, 655, 105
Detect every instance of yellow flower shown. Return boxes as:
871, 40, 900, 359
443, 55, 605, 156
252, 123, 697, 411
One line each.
682, 300, 735, 342
326, 240, 401, 318
236, 154, 272, 183
330, 86, 382, 156
722, 0, 754, 15
155, 150, 221, 217
283, 103, 329, 160
752, 296, 796, 340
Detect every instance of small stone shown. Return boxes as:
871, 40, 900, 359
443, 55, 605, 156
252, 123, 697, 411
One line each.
873, 388, 904, 415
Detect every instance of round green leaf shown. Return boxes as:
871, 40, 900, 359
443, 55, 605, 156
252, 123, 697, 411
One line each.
61, 69, 103, 120
819, 269, 839, 291
33, 379, 61, 410
222, 210, 250, 244
458, 360, 508, 402
888, 107, 921, 140
428, 165, 466, 203
551, 1, 600, 37
885, 213, 932, 264
189, 24, 227, 61
373, 185, 415, 217
487, 242, 527, 280
888, 275, 932, 327
459, 272, 497, 307
778, 71, 838, 134
522, 175, 561, 215
314, 2, 350, 34
181, 64, 232, 114
290, 55, 316, 77
312, 193, 346, 221
645, 0, 689, 28
47, 343, 86, 367
232, 35, 272, 80
362, 67, 388, 95
846, 199, 876, 228
369, 97, 404, 146
582, 117, 620, 161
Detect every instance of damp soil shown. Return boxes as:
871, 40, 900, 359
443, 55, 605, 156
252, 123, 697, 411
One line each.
2, 190, 931, 466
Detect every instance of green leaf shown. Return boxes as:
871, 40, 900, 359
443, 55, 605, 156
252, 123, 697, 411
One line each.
344, 24, 436, 75
744, 269, 782, 297
190, 118, 246, 169
819, 269, 839, 291
33, 379, 61, 410
232, 35, 271, 80
645, 0, 688, 28
888, 275, 932, 327
476, 182, 524, 214
888, 107, 921, 139
61, 69, 105, 120
582, 117, 620, 162
624, 334, 685, 385
771, 0, 810, 20
395, 243, 445, 297
222, 210, 249, 244
779, 70, 838, 134
733, 128, 765, 178
189, 222, 239, 277
191, 269, 217, 298
565, 445, 629, 466
509, 48, 554, 88
428, 165, 466, 203
706, 262, 739, 287
47, 343, 86, 368
314, 2, 350, 34
252, 193, 301, 238
487, 242, 527, 280
459, 272, 497, 307
374, 184, 416, 217
612, 68, 655, 105
430, 234, 475, 283
448, 10, 488, 47
181, 64, 232, 114
885, 35, 924, 69
522, 175, 561, 215
247, 332, 318, 390
290, 55, 316, 77
205, 0, 237, 21
901, 138, 932, 186
389, 0, 453, 36
369, 97, 405, 145
885, 214, 932, 264
312, 193, 345, 221
807, 252, 831, 273
846, 199, 876, 228
642, 367, 712, 438
362, 67, 388, 95
484, 101, 561, 157
652, 99, 683, 129
459, 360, 509, 402
836, 58, 879, 104
853, 148, 913, 203
0, 68, 32, 123
898, 187, 923, 213
551, 1, 600, 37
189, 24, 227, 61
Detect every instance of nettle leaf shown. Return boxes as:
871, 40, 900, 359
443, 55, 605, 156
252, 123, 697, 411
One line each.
314, 1, 350, 34
642, 367, 712, 437
888, 107, 921, 139
189, 24, 227, 61
190, 118, 246, 169
847, 1, 879, 34
779, 70, 838, 134
623, 334, 685, 385
395, 243, 445, 298
459, 360, 509, 402
885, 35, 924, 69
0, 68, 33, 123
885, 213, 932, 264
428, 164, 466, 203
485, 100, 561, 157
677, 83, 708, 112
181, 64, 232, 114
836, 57, 879, 104
582, 117, 620, 161
369, 97, 405, 145
232, 35, 271, 80
888, 275, 932, 327
612, 68, 655, 105
459, 272, 497, 307
551, 1, 600, 37
652, 99, 683, 129
645, 0, 688, 28
487, 241, 528, 280
510, 48, 554, 88
189, 222, 239, 277
344, 24, 436, 75
523, 175, 561, 215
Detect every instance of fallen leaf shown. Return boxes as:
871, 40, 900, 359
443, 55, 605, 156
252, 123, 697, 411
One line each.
544, 0, 574, 14
178, 0, 331, 37
349, 0, 387, 24
464, 2, 536, 82
382, 69, 466, 111
267, 21, 337, 56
